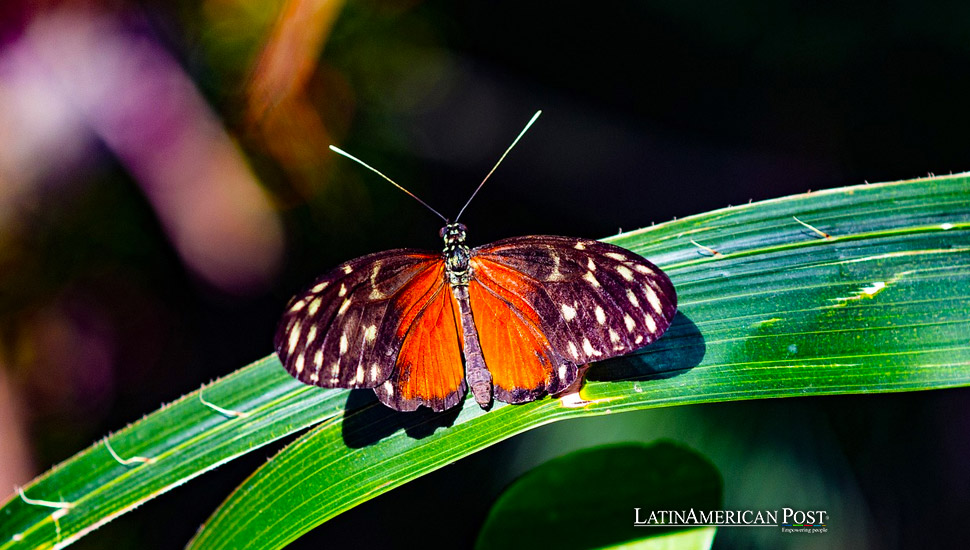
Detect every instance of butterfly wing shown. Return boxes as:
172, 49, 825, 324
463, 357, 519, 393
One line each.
466, 276, 571, 403
469, 236, 677, 401
275, 249, 467, 412
372, 269, 467, 412
276, 250, 429, 386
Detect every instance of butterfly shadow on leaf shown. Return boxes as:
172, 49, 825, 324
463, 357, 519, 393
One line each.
341, 390, 463, 449
586, 311, 705, 383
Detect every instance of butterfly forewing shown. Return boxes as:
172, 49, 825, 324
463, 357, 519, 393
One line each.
274, 249, 440, 389
469, 236, 677, 396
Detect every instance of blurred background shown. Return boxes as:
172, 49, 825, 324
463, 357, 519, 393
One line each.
1, 1, 968, 548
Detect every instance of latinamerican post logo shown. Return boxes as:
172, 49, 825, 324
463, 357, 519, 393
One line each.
634, 508, 828, 533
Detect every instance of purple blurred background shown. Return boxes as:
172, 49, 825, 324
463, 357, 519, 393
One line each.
1, 1, 968, 548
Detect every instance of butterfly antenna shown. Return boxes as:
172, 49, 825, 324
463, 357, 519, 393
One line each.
454, 110, 542, 222
329, 145, 448, 222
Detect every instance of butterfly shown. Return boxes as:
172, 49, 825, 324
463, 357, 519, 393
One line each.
274, 112, 677, 412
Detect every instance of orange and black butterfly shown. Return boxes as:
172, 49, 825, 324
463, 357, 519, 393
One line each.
275, 112, 677, 412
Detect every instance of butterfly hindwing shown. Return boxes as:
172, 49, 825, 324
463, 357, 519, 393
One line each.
374, 275, 467, 412
466, 278, 564, 403
274, 249, 441, 390
470, 236, 677, 399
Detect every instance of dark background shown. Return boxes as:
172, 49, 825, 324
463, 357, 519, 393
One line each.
1, 1, 968, 548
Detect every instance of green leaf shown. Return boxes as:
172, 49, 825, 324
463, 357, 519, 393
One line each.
1, 175, 967, 549
475, 441, 722, 550
188, 175, 970, 549
598, 527, 717, 550
0, 357, 345, 549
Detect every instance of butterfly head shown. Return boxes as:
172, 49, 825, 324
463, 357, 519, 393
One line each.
439, 222, 467, 245
441, 222, 471, 285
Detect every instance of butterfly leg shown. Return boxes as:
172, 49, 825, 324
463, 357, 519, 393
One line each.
452, 285, 493, 409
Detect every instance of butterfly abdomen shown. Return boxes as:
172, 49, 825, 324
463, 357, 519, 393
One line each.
452, 285, 493, 408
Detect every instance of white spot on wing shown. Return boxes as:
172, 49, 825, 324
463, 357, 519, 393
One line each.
343, 265, 353, 274
310, 372, 319, 382
568, 341, 579, 359
294, 353, 305, 374
308, 297, 322, 316
338, 284, 347, 297
314, 349, 323, 369
634, 264, 654, 275
558, 364, 568, 380
364, 324, 377, 342
627, 289, 640, 308
338, 298, 352, 315
587, 258, 596, 271
306, 325, 317, 344
582, 338, 602, 357
330, 362, 340, 377
616, 265, 634, 281
561, 304, 577, 321
635, 335, 644, 345
339, 333, 349, 355
311, 281, 328, 293
548, 252, 565, 281
605, 252, 627, 261
583, 271, 601, 287
574, 242, 586, 250
644, 286, 663, 313
624, 314, 636, 332
384, 381, 394, 395
370, 363, 380, 382
595, 306, 606, 324
369, 265, 384, 298
289, 299, 306, 312
644, 314, 657, 332
287, 321, 301, 354
355, 364, 365, 384
609, 328, 620, 343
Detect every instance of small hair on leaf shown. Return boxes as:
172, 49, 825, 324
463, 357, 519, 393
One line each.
792, 215, 832, 239
103, 437, 157, 466
689, 238, 723, 257
200, 386, 251, 418
17, 486, 74, 510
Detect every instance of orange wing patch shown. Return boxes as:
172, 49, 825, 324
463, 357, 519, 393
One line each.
394, 261, 447, 339
469, 258, 567, 403
376, 268, 467, 412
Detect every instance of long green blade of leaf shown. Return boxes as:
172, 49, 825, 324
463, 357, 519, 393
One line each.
0, 357, 344, 549
188, 175, 970, 549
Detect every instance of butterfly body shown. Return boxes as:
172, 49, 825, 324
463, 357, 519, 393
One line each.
275, 223, 677, 412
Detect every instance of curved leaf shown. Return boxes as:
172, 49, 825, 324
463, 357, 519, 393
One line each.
476, 441, 722, 550
0, 357, 342, 550
188, 175, 970, 549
